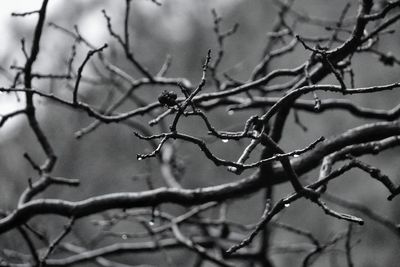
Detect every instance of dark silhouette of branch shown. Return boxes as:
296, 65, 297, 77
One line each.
1, 0, 400, 265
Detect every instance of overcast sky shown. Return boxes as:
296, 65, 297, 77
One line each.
0, 0, 241, 141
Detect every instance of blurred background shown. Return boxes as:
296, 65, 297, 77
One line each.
0, 0, 400, 266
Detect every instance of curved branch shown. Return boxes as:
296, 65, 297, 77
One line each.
1, 121, 399, 234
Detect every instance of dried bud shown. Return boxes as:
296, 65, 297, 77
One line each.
158, 90, 178, 107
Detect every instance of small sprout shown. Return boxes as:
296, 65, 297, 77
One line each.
314, 100, 321, 111
137, 156, 143, 161
372, 145, 380, 154
158, 90, 178, 107
379, 52, 395, 66
222, 139, 229, 143
252, 130, 259, 138
149, 220, 155, 226
227, 166, 238, 173
313, 92, 321, 111
293, 154, 299, 158
284, 203, 290, 208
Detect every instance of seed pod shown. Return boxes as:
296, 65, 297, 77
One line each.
158, 90, 178, 107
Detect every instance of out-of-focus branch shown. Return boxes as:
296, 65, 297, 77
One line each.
1, 120, 400, 234
2, 0, 400, 265
323, 193, 400, 238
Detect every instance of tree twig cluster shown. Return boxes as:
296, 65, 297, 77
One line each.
1, 0, 400, 266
